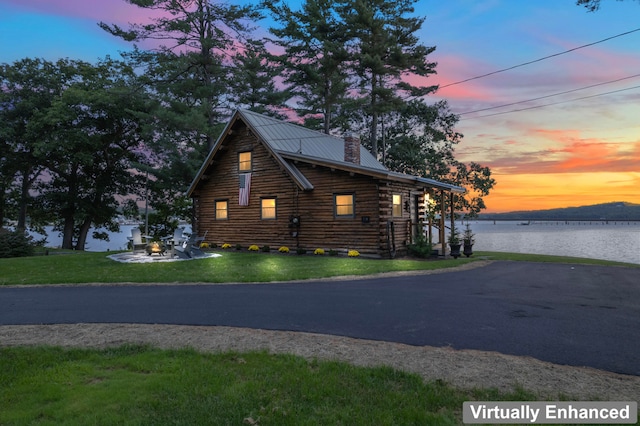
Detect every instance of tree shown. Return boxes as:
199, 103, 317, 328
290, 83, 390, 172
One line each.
265, 0, 351, 133
338, 0, 438, 157
384, 100, 495, 217
101, 0, 262, 228
228, 40, 290, 119
576, 0, 639, 11
30, 58, 150, 250
0, 59, 62, 230
100, 0, 261, 149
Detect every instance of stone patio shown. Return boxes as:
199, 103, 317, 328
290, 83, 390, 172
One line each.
107, 251, 221, 264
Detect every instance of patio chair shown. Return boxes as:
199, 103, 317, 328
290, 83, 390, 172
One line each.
161, 227, 187, 257
174, 230, 207, 259
127, 227, 148, 253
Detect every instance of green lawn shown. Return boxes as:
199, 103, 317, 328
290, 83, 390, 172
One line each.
0, 345, 537, 426
2, 251, 638, 425
1, 250, 636, 286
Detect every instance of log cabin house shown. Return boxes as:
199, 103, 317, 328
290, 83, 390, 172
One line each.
187, 109, 465, 257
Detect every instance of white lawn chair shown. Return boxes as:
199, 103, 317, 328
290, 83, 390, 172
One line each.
127, 227, 148, 253
161, 227, 187, 257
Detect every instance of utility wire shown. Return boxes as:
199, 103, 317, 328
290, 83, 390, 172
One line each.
440, 27, 640, 89
460, 85, 640, 120
458, 73, 640, 115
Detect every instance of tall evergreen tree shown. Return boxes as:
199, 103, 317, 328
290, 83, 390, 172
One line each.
338, 0, 437, 157
101, 0, 262, 227
100, 0, 261, 149
265, 0, 351, 133
229, 40, 290, 119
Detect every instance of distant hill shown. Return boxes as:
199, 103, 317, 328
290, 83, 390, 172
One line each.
479, 202, 640, 221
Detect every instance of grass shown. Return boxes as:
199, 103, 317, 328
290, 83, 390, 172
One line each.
0, 345, 538, 426
0, 250, 636, 286
1, 252, 638, 424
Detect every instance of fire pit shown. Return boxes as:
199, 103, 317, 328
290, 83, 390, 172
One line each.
145, 241, 166, 256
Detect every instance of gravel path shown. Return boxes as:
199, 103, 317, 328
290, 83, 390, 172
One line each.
1, 323, 638, 401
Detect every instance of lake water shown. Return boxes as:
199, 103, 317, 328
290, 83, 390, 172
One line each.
467, 220, 640, 265
34, 221, 640, 265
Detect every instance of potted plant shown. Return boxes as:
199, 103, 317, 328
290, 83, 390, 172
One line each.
462, 222, 475, 258
448, 223, 462, 259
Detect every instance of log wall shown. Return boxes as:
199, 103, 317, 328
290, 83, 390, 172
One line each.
191, 122, 426, 257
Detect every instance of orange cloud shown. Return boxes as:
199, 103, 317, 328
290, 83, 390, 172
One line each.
461, 128, 639, 176
483, 172, 640, 213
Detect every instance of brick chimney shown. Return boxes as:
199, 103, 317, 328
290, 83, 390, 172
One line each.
343, 132, 361, 165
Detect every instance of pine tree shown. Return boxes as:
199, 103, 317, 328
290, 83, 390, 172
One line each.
338, 0, 438, 157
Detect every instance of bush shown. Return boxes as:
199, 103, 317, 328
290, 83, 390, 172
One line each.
296, 248, 307, 255
261, 245, 270, 253
348, 250, 360, 257
278, 246, 290, 253
221, 243, 232, 249
314, 248, 325, 255
329, 249, 339, 256
0, 228, 35, 258
408, 232, 433, 258
248, 245, 259, 251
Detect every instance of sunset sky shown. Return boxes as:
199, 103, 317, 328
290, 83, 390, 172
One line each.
1, 0, 639, 212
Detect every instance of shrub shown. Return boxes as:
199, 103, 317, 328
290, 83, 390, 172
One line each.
278, 246, 289, 253
200, 242, 210, 249
221, 243, 232, 249
314, 248, 325, 255
248, 245, 259, 251
235, 244, 242, 251
261, 245, 270, 252
328, 249, 339, 256
348, 250, 360, 257
296, 248, 307, 255
0, 228, 35, 258
407, 232, 433, 258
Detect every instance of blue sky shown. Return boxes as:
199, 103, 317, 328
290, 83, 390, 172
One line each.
1, 0, 639, 212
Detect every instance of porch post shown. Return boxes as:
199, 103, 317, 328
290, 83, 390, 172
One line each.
450, 192, 455, 238
439, 190, 446, 256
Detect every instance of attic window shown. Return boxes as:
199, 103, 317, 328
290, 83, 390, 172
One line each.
238, 151, 252, 172
334, 194, 355, 218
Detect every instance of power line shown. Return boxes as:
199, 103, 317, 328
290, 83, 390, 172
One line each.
439, 27, 640, 89
458, 73, 640, 115
459, 84, 640, 120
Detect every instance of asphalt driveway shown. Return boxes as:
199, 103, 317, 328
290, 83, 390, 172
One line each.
1, 261, 638, 375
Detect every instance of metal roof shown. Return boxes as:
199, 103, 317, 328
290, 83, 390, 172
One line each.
239, 109, 387, 171
187, 109, 465, 196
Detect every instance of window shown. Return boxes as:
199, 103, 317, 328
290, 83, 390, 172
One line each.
392, 194, 402, 217
334, 194, 355, 217
215, 200, 228, 220
261, 197, 276, 219
238, 151, 252, 172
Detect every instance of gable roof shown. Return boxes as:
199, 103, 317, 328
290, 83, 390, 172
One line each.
187, 109, 465, 196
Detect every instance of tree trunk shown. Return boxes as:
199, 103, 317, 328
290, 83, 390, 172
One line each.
61, 215, 75, 249
75, 218, 92, 251
17, 168, 32, 230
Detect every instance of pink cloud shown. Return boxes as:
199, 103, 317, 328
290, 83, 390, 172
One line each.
3, 0, 163, 26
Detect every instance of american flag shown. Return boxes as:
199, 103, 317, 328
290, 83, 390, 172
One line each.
239, 172, 252, 206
